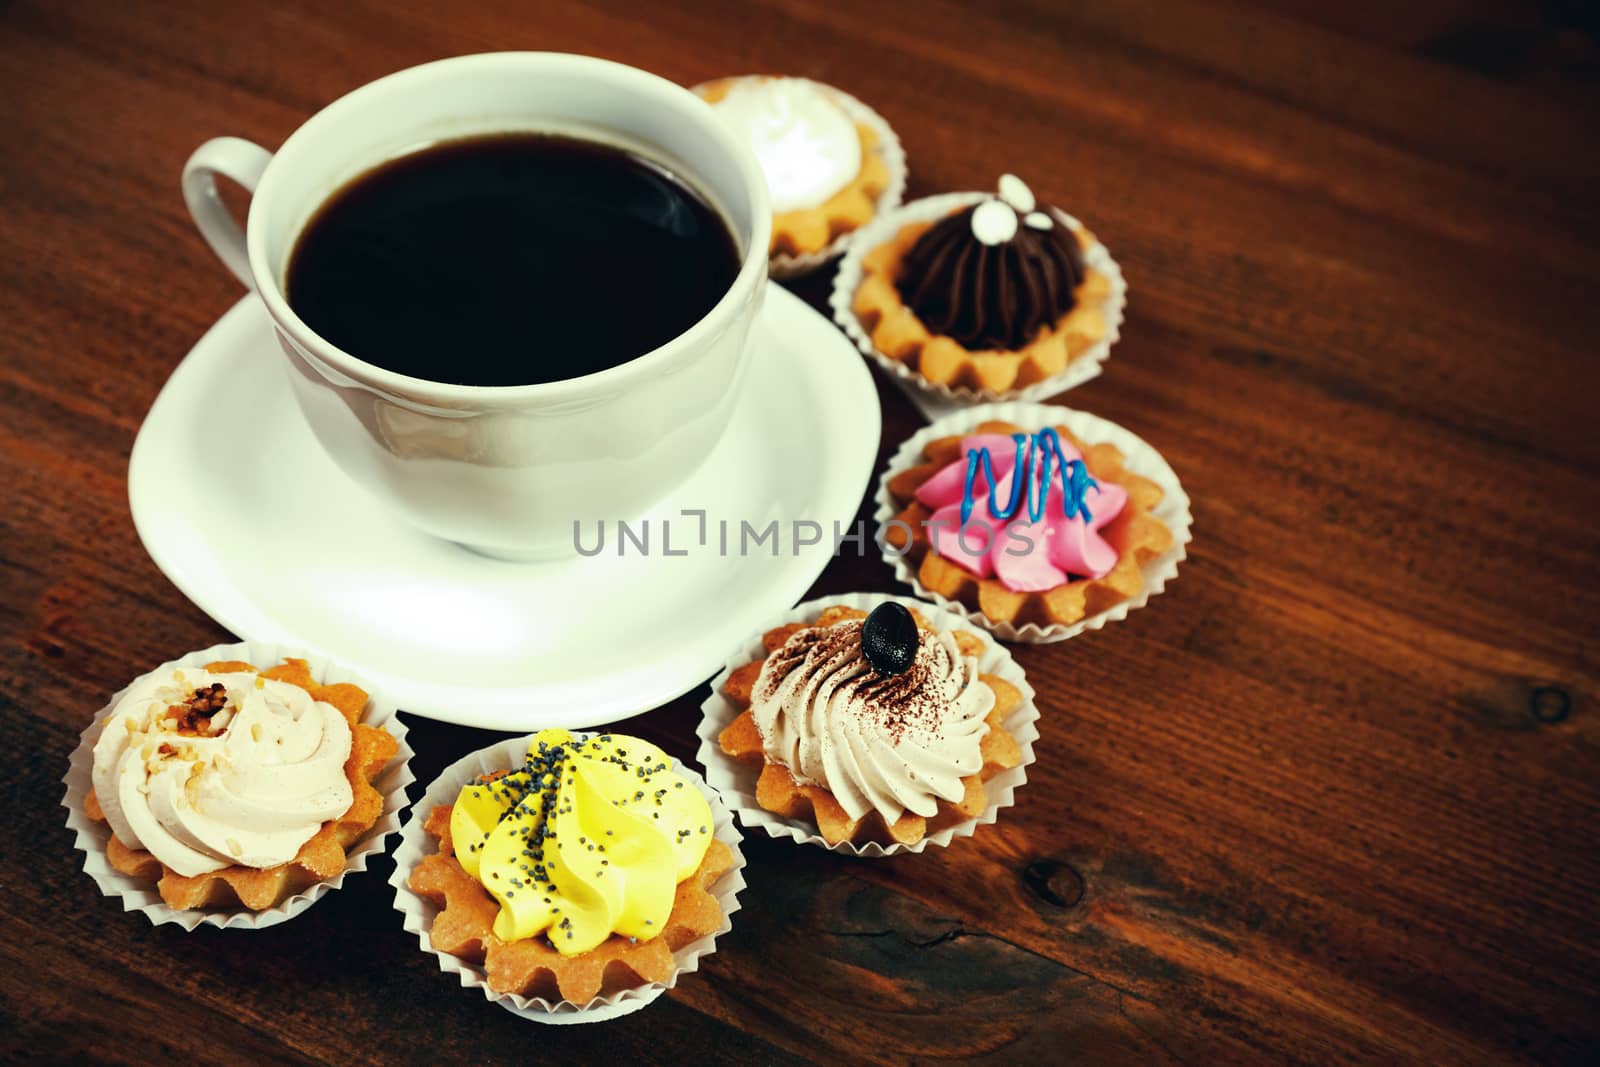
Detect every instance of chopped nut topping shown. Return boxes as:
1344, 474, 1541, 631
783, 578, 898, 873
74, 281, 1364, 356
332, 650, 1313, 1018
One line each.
166, 683, 231, 736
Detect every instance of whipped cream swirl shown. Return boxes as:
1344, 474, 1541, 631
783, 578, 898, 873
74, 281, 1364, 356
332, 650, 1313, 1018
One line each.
751, 619, 994, 825
709, 77, 862, 213
91, 666, 353, 877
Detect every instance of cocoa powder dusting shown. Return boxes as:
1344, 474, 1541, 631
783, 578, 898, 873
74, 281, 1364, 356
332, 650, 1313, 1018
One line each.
768, 621, 952, 744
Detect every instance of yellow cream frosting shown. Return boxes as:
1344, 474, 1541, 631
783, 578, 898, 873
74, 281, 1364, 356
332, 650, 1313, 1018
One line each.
449, 729, 713, 955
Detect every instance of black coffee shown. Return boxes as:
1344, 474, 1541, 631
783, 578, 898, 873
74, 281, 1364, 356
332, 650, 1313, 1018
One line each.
286, 132, 740, 387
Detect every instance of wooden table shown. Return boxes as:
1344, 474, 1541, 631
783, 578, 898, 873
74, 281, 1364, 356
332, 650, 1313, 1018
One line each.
3, 2, 1596, 1063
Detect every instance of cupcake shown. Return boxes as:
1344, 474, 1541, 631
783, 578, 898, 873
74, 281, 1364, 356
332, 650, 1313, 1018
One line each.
876, 403, 1191, 643
395, 729, 744, 1021
697, 594, 1038, 856
696, 75, 905, 278
833, 175, 1125, 404
63, 643, 410, 928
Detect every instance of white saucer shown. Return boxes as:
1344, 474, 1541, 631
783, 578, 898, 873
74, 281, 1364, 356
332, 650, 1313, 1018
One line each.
129, 283, 880, 729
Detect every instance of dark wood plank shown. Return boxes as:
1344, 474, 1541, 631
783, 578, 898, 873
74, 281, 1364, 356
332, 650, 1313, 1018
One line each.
1, 1, 1597, 1064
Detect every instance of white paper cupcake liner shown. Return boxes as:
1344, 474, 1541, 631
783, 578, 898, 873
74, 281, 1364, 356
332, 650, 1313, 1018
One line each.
873, 402, 1192, 644
695, 592, 1039, 858
61, 639, 415, 931
389, 733, 746, 1024
831, 192, 1127, 421
694, 75, 907, 280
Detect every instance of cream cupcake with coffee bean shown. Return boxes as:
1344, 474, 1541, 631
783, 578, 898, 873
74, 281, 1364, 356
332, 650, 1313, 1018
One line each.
697, 594, 1039, 856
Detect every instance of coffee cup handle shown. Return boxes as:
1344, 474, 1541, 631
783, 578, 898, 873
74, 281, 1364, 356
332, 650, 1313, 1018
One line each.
182, 137, 274, 291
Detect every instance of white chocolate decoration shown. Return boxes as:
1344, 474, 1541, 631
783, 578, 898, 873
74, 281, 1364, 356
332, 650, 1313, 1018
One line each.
998, 173, 1036, 213
1023, 211, 1054, 230
971, 200, 1020, 245
709, 78, 863, 214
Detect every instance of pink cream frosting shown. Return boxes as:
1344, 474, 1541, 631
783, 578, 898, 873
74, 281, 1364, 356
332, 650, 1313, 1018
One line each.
914, 433, 1127, 592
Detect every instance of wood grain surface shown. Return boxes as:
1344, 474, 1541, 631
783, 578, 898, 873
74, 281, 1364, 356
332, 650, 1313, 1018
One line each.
2, 1, 1597, 1064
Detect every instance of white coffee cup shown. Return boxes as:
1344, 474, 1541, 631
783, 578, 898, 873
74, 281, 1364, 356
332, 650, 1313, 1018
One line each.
182, 52, 771, 560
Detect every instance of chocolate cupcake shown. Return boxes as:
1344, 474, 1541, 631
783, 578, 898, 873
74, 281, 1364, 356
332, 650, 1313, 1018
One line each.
832, 176, 1125, 404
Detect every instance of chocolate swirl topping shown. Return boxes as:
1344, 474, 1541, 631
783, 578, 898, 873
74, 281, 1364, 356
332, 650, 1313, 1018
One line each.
895, 175, 1086, 352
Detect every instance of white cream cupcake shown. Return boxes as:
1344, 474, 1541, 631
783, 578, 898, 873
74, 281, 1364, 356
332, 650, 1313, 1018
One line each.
696, 75, 906, 278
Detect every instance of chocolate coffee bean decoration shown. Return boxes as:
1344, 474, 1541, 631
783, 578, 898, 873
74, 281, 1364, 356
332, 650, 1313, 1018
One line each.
861, 602, 919, 675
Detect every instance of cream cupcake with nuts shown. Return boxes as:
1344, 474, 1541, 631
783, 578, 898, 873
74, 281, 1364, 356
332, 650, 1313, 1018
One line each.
92, 665, 357, 877
66, 648, 409, 925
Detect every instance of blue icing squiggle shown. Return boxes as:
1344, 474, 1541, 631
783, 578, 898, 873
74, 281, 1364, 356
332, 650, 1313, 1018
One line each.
960, 433, 1027, 526
959, 428, 1098, 526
